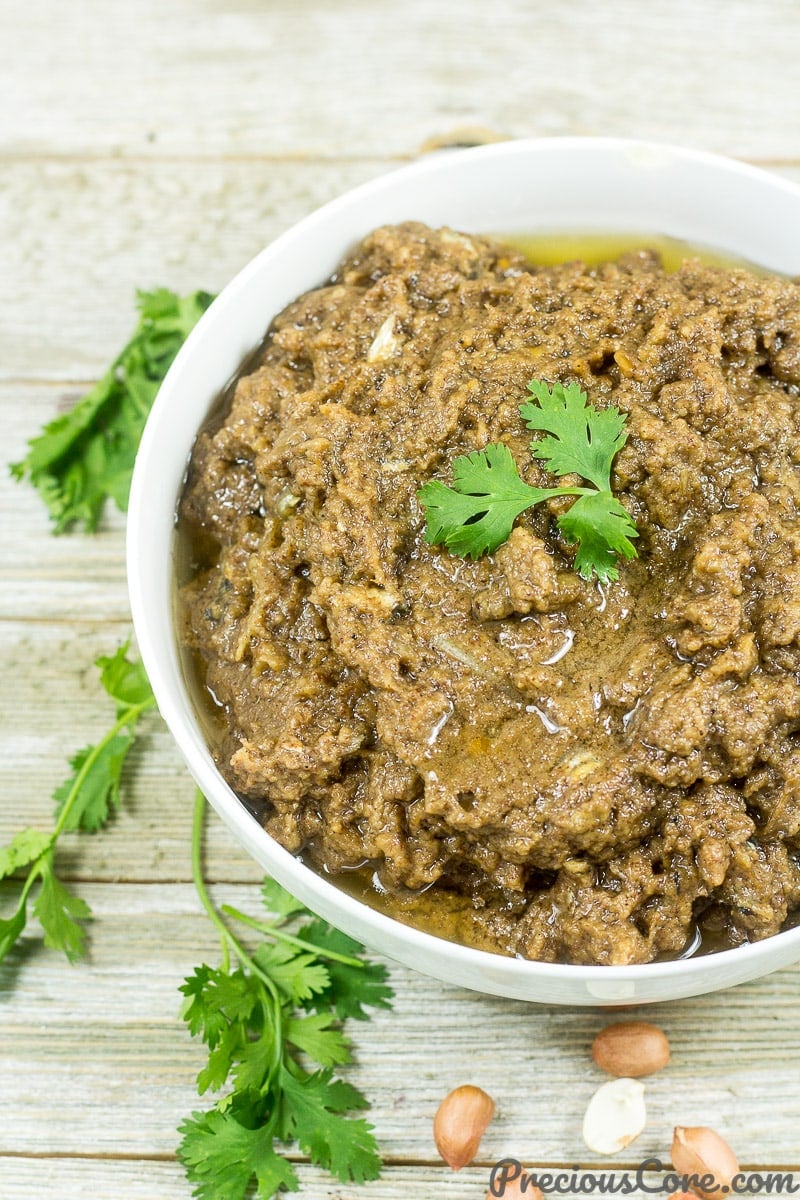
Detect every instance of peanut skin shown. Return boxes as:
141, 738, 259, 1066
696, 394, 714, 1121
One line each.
591, 1020, 671, 1077
434, 1084, 495, 1171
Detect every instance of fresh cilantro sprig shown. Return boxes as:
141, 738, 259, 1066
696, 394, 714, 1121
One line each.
9, 283, 393, 1196
11, 288, 214, 532
178, 791, 393, 1199
4, 288, 203, 960
0, 644, 155, 965
418, 379, 638, 583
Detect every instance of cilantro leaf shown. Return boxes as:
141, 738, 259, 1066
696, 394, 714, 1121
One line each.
419, 443, 549, 558
312, 1074, 371, 1115
197, 1026, 245, 1096
0, 899, 29, 963
179, 965, 268, 1095
0, 828, 51, 882
180, 792, 393, 1199
32, 855, 92, 963
52, 645, 155, 834
418, 377, 638, 581
297, 919, 393, 1021
252, 939, 331, 1006
180, 965, 260, 1048
96, 642, 155, 710
11, 288, 214, 532
233, 1032, 282, 1095
53, 733, 134, 833
261, 877, 307, 920
285, 1012, 352, 1067
178, 1101, 300, 1200
1, 644, 154, 968
520, 378, 629, 491
557, 489, 639, 584
279, 1067, 381, 1184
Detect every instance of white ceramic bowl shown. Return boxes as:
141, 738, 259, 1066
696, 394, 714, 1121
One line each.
128, 137, 800, 1005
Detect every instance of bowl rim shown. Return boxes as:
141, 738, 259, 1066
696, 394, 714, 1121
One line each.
127, 135, 800, 996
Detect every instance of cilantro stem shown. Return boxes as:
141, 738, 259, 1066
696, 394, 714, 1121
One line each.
221, 904, 367, 968
7, 699, 156, 915
191, 788, 237, 955
52, 699, 154, 842
190, 790, 284, 1081
14, 860, 45, 911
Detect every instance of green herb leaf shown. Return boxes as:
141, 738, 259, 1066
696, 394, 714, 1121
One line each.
279, 1067, 380, 1184
0, 828, 51, 882
285, 1011, 353, 1067
96, 641, 156, 710
180, 965, 260, 1048
32, 854, 92, 963
557, 489, 639, 584
252, 939, 331, 1006
197, 1026, 244, 1096
297, 919, 394, 1021
53, 734, 133, 834
178, 1100, 300, 1200
0, 898, 30, 963
11, 288, 214, 532
53, 644, 155, 833
520, 379, 629, 491
418, 377, 638, 581
261, 877, 307, 920
418, 443, 548, 558
0, 645, 153, 968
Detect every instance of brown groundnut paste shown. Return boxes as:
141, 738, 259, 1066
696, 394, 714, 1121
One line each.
178, 223, 800, 966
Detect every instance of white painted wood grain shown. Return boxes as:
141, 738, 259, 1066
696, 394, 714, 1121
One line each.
0, 158, 391, 382
10, 1156, 796, 1200
1, 881, 800, 1165
3, 0, 800, 160
0, 1159, 542, 1200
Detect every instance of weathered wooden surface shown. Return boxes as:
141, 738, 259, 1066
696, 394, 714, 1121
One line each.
3, 0, 800, 1196
3, 0, 800, 160
3, 881, 800, 1165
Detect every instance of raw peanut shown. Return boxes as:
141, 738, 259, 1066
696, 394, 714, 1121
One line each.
671, 1125, 739, 1198
591, 1021, 670, 1077
582, 1077, 646, 1155
433, 1084, 495, 1170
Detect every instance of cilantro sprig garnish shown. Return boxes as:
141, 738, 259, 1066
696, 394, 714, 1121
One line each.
0, 644, 155, 964
11, 287, 214, 532
418, 379, 639, 583
178, 791, 393, 1199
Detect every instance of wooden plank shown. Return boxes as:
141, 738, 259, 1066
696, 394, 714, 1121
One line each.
0, 158, 393, 382
1, 882, 800, 1163
2, 0, 800, 161
0, 1159, 525, 1200
12, 1157, 796, 1200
